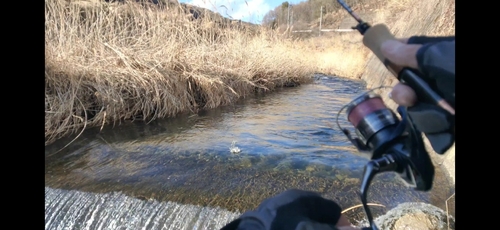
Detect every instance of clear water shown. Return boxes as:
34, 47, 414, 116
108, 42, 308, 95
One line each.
45, 75, 454, 229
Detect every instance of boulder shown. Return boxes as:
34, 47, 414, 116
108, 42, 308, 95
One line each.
370, 202, 455, 230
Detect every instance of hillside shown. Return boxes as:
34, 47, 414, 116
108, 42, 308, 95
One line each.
76, 0, 382, 37
261, 0, 376, 30
68, 0, 259, 29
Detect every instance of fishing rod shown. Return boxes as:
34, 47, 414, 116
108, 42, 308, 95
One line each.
334, 1, 455, 229
337, 0, 454, 115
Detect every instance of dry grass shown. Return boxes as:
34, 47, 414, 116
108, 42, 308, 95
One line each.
358, 0, 455, 87
305, 0, 454, 81
353, 0, 455, 117
45, 0, 319, 145
306, 33, 370, 79
45, 0, 455, 146
342, 203, 386, 214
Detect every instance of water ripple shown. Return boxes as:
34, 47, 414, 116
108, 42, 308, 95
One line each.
45, 76, 454, 228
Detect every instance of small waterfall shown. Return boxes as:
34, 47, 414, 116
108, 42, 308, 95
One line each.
45, 76, 454, 229
45, 187, 240, 230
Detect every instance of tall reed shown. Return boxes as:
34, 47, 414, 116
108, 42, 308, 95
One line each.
45, 0, 318, 145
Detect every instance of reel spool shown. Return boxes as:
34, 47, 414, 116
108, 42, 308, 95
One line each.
346, 93, 399, 153
336, 88, 404, 160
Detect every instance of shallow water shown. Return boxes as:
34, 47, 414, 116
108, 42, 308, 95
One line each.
45, 75, 454, 229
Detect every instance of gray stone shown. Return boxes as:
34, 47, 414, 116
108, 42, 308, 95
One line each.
372, 202, 455, 230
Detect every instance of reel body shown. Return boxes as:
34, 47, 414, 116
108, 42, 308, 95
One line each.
336, 91, 435, 230
339, 91, 435, 191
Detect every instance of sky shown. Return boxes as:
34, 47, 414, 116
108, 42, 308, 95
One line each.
178, 0, 305, 24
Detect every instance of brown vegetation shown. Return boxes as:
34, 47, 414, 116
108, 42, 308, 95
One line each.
45, 0, 319, 145
45, 0, 455, 146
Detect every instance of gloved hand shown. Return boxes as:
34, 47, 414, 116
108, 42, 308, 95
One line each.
381, 36, 455, 154
220, 189, 357, 230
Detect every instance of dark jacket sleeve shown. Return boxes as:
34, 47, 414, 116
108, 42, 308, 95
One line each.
408, 36, 455, 44
415, 39, 455, 108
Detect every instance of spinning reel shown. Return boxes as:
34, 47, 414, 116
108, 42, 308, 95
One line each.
336, 87, 435, 230
334, 0, 455, 228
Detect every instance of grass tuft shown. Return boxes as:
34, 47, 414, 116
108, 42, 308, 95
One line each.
45, 0, 318, 145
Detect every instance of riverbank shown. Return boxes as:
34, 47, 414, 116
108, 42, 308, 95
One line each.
45, 0, 321, 146
45, 0, 454, 147
46, 1, 455, 228
45, 0, 454, 184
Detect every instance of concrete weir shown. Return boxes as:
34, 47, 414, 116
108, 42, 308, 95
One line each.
45, 187, 240, 230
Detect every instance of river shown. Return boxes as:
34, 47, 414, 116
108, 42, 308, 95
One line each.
45, 75, 454, 229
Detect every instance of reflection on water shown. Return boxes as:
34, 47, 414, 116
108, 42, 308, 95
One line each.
45, 75, 454, 227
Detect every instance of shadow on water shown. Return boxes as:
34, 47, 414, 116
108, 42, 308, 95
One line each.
45, 75, 455, 228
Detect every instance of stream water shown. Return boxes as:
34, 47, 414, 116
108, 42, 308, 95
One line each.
45, 75, 455, 229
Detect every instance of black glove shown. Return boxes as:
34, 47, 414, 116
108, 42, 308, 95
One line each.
221, 189, 344, 230
408, 35, 455, 109
405, 103, 455, 154
405, 36, 455, 154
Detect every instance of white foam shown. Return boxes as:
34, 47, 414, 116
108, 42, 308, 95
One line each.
45, 187, 241, 230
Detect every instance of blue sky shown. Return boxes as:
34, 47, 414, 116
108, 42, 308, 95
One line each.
178, 0, 305, 24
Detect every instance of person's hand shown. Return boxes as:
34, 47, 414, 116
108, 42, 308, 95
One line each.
380, 39, 421, 70
220, 189, 360, 230
380, 39, 420, 107
379, 36, 455, 154
379, 36, 455, 109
